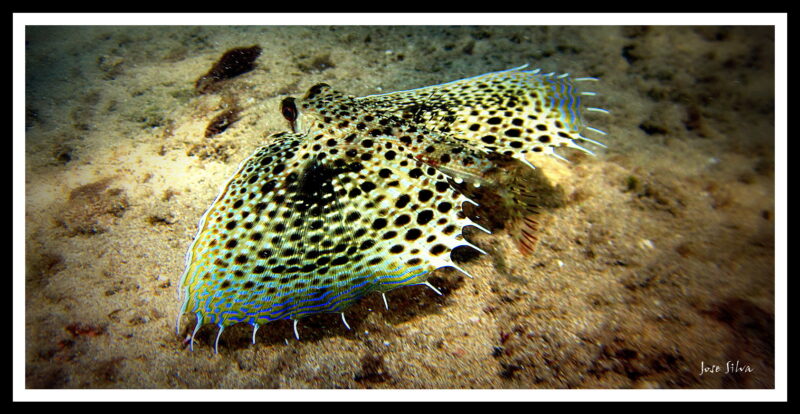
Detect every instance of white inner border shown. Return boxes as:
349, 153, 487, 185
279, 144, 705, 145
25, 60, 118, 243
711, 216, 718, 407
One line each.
13, 13, 788, 402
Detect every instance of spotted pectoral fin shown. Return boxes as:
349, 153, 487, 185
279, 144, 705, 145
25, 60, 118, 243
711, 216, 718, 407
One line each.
179, 132, 485, 334
357, 65, 606, 165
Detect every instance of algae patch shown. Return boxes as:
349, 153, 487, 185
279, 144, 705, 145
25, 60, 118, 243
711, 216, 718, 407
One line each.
56, 177, 129, 236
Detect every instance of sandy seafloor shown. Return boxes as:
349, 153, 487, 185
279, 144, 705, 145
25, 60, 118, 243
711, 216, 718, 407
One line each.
23, 25, 777, 390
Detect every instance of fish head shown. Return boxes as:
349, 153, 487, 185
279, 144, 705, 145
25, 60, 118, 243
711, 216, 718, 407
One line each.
280, 83, 352, 135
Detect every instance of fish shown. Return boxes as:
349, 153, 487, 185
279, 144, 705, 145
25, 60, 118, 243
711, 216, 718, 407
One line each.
177, 64, 606, 353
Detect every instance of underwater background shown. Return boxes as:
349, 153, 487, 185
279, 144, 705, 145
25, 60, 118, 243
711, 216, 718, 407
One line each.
24, 25, 775, 389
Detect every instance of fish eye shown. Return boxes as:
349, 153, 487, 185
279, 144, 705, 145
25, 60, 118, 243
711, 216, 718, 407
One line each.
281, 97, 298, 123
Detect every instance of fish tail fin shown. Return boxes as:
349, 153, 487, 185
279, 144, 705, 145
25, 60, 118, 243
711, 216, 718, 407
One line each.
455, 154, 563, 256
501, 172, 546, 256
512, 214, 541, 256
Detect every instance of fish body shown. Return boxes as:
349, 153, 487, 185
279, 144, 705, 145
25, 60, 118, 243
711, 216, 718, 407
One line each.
178, 65, 605, 352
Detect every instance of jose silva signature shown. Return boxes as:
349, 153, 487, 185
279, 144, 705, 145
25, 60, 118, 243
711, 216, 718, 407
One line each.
700, 360, 754, 376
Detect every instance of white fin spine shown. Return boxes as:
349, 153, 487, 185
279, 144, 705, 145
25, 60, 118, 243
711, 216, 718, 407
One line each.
466, 220, 492, 235
175, 313, 182, 336
459, 195, 480, 208
449, 263, 476, 279
577, 134, 607, 148
585, 126, 607, 135
546, 147, 572, 163
189, 315, 202, 352
423, 281, 443, 296
460, 241, 488, 255
214, 325, 224, 355
517, 156, 537, 170
566, 140, 596, 156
